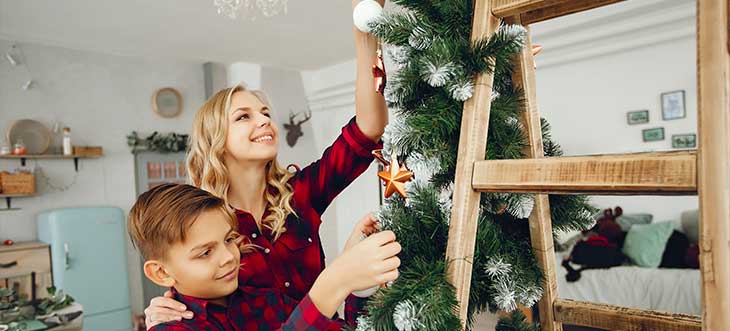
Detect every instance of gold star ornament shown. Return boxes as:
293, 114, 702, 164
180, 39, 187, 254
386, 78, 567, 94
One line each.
376, 152, 414, 198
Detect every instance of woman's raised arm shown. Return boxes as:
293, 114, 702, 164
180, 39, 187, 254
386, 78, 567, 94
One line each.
352, 0, 388, 143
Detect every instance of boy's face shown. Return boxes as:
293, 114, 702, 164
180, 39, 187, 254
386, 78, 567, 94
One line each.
149, 209, 241, 301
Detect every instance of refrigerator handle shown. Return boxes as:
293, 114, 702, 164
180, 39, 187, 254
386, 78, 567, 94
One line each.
64, 243, 71, 270
0, 261, 18, 268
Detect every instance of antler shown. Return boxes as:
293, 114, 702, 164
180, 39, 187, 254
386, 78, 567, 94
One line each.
294, 108, 312, 126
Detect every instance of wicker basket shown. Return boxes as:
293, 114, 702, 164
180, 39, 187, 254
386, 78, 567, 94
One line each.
73, 146, 103, 157
0, 171, 36, 195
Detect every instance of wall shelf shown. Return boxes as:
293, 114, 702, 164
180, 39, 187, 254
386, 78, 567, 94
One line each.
0, 193, 35, 211
0, 154, 102, 172
0, 152, 102, 211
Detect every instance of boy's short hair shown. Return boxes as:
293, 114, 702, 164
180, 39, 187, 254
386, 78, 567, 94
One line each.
128, 183, 236, 260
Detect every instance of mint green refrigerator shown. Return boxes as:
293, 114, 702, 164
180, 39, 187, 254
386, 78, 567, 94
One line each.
37, 207, 132, 331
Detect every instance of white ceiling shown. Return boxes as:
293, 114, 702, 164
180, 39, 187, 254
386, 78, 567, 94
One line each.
0, 0, 360, 70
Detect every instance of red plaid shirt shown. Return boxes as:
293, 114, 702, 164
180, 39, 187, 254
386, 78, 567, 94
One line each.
150, 287, 341, 331
234, 117, 380, 329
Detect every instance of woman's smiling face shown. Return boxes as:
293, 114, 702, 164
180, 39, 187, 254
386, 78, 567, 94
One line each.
225, 91, 279, 164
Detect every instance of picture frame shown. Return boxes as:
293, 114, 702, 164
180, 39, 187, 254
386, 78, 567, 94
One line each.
627, 110, 650, 125
152, 87, 183, 118
661, 90, 686, 120
642, 127, 665, 142
672, 133, 697, 149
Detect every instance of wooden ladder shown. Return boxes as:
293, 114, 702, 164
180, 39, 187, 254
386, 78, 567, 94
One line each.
445, 1, 730, 330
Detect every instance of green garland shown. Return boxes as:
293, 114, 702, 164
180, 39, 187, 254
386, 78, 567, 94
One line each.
0, 287, 75, 325
349, 1, 598, 330
127, 131, 189, 154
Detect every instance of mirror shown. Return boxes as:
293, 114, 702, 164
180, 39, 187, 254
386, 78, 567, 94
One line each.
530, 0, 701, 329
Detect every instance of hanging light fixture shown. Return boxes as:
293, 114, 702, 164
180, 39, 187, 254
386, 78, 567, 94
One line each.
213, 0, 287, 19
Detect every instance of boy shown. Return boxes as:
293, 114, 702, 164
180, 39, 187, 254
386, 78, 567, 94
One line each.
128, 183, 360, 330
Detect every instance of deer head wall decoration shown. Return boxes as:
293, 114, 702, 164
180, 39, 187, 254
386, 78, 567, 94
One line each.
283, 108, 312, 147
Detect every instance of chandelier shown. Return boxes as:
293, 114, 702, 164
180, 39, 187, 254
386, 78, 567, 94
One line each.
214, 0, 288, 19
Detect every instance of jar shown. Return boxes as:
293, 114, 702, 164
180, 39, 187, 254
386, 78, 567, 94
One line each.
13, 139, 27, 155
0, 140, 10, 155
63, 127, 72, 156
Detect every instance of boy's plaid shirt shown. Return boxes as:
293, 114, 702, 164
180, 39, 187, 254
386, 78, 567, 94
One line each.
150, 287, 342, 331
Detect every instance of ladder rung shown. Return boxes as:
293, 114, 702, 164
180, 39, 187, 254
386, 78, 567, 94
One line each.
472, 151, 697, 195
554, 299, 701, 331
493, 0, 624, 24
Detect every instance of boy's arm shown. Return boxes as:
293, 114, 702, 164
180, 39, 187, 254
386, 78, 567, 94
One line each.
276, 264, 351, 330
278, 294, 344, 331
279, 230, 400, 330
148, 323, 195, 331
345, 295, 369, 325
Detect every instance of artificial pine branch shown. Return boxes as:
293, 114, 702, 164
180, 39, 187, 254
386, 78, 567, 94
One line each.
364, 259, 462, 331
371, 12, 421, 46
495, 309, 539, 331
389, 0, 442, 22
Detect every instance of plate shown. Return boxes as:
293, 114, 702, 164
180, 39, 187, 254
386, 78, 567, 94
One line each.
7, 119, 51, 155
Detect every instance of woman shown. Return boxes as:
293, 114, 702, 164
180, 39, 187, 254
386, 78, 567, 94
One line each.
144, 0, 390, 328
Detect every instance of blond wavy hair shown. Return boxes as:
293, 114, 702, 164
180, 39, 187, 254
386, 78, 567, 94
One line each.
186, 85, 296, 240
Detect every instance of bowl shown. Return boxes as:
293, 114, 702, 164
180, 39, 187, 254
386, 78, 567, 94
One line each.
7, 119, 51, 155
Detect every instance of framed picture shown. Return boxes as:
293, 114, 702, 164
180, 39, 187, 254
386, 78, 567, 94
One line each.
672, 134, 697, 149
152, 87, 183, 118
627, 110, 649, 125
661, 90, 686, 120
642, 127, 665, 142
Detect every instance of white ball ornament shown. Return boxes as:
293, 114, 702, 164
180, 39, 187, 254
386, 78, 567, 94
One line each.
352, 285, 380, 298
353, 0, 383, 33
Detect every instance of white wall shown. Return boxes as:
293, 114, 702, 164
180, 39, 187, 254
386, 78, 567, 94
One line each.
0, 39, 206, 315
532, 0, 698, 223
229, 62, 262, 89
302, 59, 382, 256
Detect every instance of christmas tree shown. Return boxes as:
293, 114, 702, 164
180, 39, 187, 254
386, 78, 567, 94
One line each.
351, 1, 597, 330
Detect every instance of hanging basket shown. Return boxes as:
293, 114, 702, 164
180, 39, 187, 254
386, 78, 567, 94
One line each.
0, 171, 36, 195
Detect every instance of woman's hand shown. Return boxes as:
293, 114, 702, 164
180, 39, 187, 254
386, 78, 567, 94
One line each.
343, 212, 381, 251
144, 290, 194, 329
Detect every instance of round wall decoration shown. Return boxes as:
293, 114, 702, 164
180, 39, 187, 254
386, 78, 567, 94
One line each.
152, 87, 183, 118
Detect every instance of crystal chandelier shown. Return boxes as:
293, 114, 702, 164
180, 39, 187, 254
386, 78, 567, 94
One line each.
214, 0, 288, 19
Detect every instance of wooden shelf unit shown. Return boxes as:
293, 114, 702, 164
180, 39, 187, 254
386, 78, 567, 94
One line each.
0, 152, 102, 210
0, 154, 102, 172
0, 194, 36, 211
